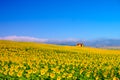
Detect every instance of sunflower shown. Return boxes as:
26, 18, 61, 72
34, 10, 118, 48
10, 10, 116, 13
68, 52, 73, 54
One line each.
50, 73, 55, 78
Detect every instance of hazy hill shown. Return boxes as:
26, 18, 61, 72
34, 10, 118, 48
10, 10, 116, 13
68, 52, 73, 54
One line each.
46, 39, 120, 48
1, 36, 120, 48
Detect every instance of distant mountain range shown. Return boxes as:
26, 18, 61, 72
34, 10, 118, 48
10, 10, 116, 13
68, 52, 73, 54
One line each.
1, 36, 120, 47
45, 39, 120, 47
84, 39, 120, 47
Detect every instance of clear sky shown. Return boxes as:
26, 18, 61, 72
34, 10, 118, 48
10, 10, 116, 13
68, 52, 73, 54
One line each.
0, 0, 120, 40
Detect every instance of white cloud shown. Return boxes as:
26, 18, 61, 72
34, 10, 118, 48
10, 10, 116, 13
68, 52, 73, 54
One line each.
0, 36, 48, 42
0, 36, 83, 43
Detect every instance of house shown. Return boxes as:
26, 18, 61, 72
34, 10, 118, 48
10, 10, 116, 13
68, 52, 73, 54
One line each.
76, 43, 84, 47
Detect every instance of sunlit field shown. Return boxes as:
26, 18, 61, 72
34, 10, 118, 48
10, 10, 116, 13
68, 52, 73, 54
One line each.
0, 40, 120, 80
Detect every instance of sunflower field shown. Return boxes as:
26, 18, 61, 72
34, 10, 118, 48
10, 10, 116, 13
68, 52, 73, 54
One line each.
0, 40, 120, 80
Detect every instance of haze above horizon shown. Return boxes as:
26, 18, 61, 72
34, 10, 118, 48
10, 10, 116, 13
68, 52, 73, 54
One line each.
0, 0, 120, 40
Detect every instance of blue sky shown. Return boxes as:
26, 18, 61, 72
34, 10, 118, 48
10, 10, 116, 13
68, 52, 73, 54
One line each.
0, 0, 120, 40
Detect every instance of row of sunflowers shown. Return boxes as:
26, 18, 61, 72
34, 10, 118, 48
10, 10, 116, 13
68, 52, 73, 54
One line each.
0, 40, 120, 80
